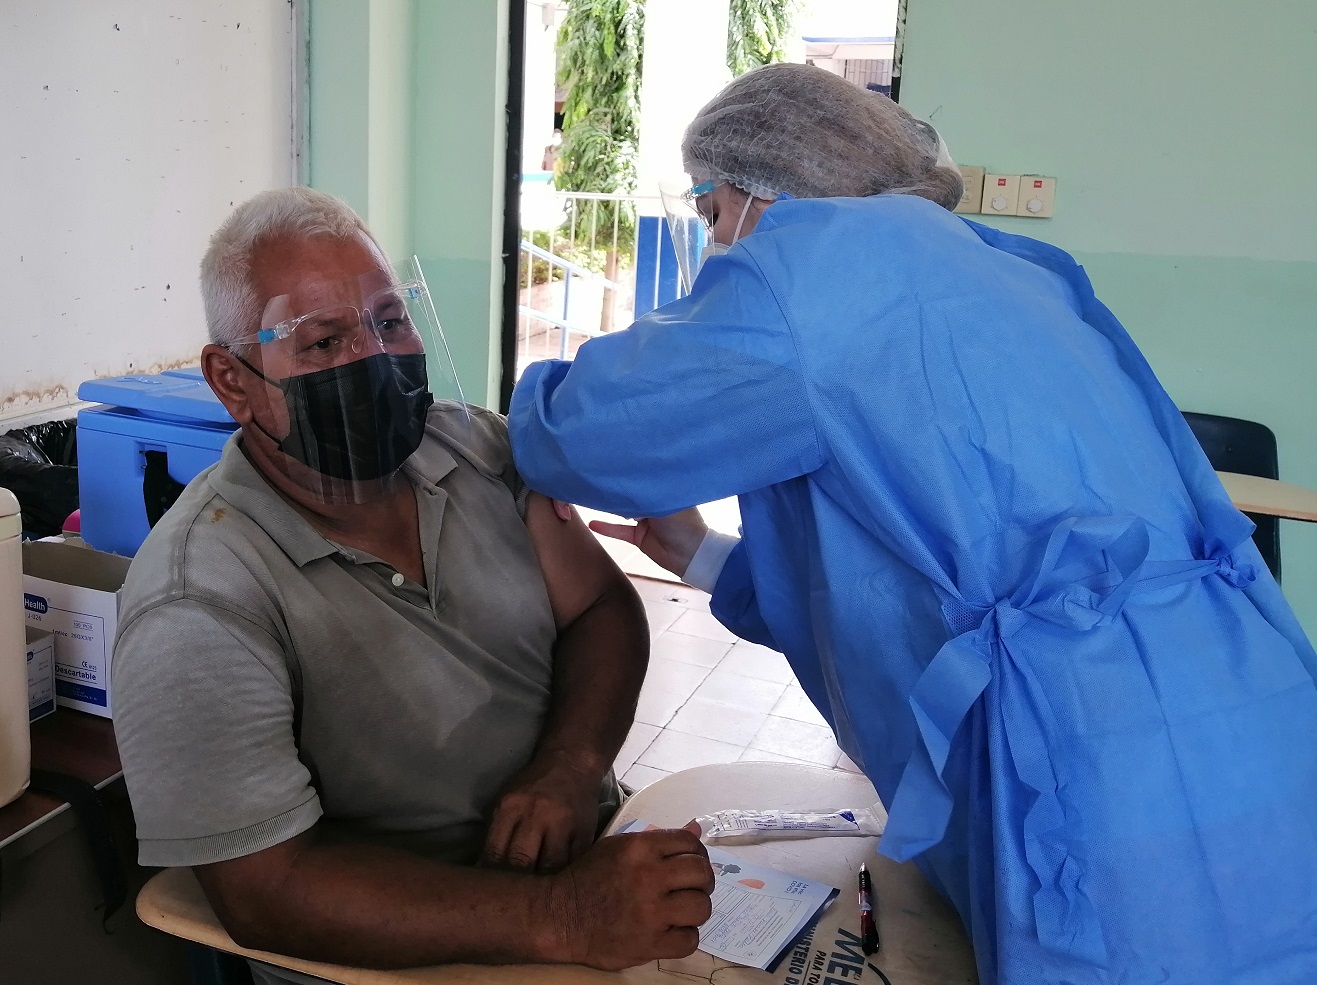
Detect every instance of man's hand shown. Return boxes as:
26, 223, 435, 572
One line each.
482, 754, 602, 873
589, 507, 709, 578
547, 825, 714, 970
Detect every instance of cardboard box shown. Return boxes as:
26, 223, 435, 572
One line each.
22, 542, 131, 718
26, 627, 56, 723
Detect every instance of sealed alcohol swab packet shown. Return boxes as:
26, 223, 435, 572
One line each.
691, 805, 885, 841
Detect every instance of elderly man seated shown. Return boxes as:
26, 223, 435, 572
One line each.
111, 187, 713, 983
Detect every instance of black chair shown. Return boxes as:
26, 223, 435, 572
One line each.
187, 945, 255, 985
1182, 412, 1280, 582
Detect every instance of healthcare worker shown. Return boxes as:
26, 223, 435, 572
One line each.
509, 63, 1317, 984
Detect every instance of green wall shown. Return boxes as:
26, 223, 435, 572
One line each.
306, 0, 508, 408
900, 0, 1317, 635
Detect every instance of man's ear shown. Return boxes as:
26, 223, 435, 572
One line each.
201, 344, 255, 426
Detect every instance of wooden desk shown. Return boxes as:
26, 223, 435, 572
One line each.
137, 762, 976, 984
0, 709, 185, 984
1217, 471, 1317, 523
0, 708, 122, 849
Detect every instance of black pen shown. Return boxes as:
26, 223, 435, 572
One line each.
859, 862, 880, 955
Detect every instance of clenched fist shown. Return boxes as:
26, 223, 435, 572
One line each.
546, 825, 715, 970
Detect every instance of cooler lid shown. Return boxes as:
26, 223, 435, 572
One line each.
77, 374, 235, 425
161, 366, 206, 380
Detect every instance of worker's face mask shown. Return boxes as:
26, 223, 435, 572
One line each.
697, 194, 756, 270
230, 257, 468, 503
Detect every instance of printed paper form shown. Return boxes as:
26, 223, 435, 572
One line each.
619, 820, 839, 970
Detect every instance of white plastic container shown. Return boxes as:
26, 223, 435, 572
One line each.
0, 487, 31, 808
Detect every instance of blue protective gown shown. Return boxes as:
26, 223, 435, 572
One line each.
508, 194, 1317, 984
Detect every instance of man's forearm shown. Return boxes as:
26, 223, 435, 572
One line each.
537, 579, 649, 776
203, 840, 567, 969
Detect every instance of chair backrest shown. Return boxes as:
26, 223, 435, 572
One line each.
1182, 412, 1280, 581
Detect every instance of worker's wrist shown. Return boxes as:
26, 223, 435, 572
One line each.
682, 530, 741, 594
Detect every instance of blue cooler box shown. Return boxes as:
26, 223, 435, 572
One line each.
77, 372, 238, 557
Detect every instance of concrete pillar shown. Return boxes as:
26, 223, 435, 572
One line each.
306, 0, 510, 408
635, 0, 732, 214
522, 1, 562, 177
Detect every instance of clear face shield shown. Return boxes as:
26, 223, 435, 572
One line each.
230, 255, 467, 504
660, 179, 757, 295
660, 179, 716, 297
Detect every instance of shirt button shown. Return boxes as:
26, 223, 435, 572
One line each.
391, 572, 405, 587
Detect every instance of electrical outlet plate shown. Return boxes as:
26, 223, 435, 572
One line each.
954, 166, 985, 214
1016, 176, 1056, 218
980, 174, 1021, 216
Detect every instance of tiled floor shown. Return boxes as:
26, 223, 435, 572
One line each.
614, 575, 864, 790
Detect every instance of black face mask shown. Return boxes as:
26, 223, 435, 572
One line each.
239, 352, 433, 481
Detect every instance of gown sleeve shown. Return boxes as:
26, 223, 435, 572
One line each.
508, 248, 825, 518
709, 539, 782, 650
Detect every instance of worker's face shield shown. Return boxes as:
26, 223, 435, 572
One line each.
231, 256, 467, 504
661, 179, 761, 295
660, 179, 717, 296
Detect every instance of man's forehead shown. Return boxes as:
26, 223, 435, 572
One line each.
259, 269, 398, 327
252, 233, 391, 306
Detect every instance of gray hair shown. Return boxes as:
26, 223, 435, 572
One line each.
682, 62, 963, 210
200, 187, 382, 349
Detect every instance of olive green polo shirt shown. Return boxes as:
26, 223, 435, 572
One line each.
112, 403, 619, 868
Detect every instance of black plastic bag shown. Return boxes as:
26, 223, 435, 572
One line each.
0, 419, 79, 537
10, 418, 77, 466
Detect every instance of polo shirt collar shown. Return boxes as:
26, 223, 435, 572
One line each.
403, 421, 459, 495
208, 428, 458, 568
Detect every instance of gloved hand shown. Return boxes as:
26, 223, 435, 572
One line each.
588, 508, 710, 578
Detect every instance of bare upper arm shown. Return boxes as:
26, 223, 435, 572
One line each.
193, 827, 317, 947
522, 493, 640, 632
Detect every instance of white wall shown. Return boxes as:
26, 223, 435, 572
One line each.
0, 0, 297, 426
635, 0, 732, 215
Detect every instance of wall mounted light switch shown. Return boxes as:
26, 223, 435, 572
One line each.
980, 174, 1021, 215
1016, 175, 1056, 217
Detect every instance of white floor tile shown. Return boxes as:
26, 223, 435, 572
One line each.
692, 669, 789, 714
634, 658, 711, 727
643, 599, 686, 635
673, 591, 712, 613
698, 498, 742, 537
750, 715, 842, 767
638, 729, 744, 772
666, 696, 770, 747
613, 722, 660, 776
650, 631, 734, 668
629, 576, 690, 602
770, 686, 830, 727
719, 643, 796, 684
622, 763, 671, 790
628, 576, 715, 610
669, 609, 738, 643
835, 752, 864, 773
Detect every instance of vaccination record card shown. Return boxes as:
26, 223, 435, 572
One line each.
618, 819, 839, 970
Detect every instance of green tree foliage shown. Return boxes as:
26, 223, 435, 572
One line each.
555, 0, 644, 238
727, 0, 797, 77
554, 0, 645, 329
